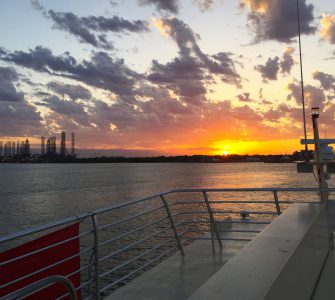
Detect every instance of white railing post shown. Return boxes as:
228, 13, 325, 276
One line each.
160, 195, 184, 256
273, 191, 281, 215
203, 191, 222, 249
91, 214, 101, 300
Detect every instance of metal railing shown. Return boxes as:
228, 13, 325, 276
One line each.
1, 187, 333, 299
2, 275, 78, 300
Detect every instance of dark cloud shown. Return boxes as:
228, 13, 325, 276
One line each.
48, 10, 108, 49
160, 18, 199, 57
149, 57, 203, 83
30, 0, 45, 12
82, 95, 277, 149
193, 0, 214, 12
240, 0, 316, 43
313, 71, 335, 92
40, 82, 188, 143
148, 58, 207, 106
47, 81, 92, 100
0, 67, 24, 102
262, 104, 301, 123
148, 17, 241, 104
161, 18, 241, 85
262, 99, 272, 105
0, 46, 77, 73
280, 47, 295, 74
287, 82, 326, 110
209, 52, 242, 86
237, 92, 253, 102
97, 101, 135, 130
88, 86, 192, 133
38, 95, 90, 127
137, 0, 179, 13
255, 56, 280, 82
256, 49, 295, 81
47, 10, 149, 49
73, 51, 141, 95
0, 46, 140, 96
139, 87, 190, 116
262, 108, 281, 121
0, 101, 42, 136
109, 1, 118, 7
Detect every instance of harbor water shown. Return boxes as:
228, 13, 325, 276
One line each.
0, 162, 331, 236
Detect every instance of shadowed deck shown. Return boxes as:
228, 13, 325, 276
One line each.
106, 221, 266, 300
313, 249, 335, 299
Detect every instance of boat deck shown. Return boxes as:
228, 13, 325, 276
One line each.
107, 202, 333, 300
106, 221, 266, 300
313, 249, 335, 299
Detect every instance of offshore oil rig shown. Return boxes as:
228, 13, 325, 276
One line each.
40, 131, 76, 158
0, 131, 76, 162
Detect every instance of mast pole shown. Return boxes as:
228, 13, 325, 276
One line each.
297, 0, 308, 159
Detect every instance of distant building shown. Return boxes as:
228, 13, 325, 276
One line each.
24, 139, 30, 156
20, 141, 25, 155
71, 132, 75, 156
11, 141, 16, 156
46, 137, 56, 155
41, 136, 45, 155
46, 139, 51, 154
4, 141, 11, 157
60, 131, 66, 156
50, 137, 56, 154
0, 132, 77, 160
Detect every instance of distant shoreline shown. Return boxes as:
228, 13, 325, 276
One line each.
0, 154, 296, 164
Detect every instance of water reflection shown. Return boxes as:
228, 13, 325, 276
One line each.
0, 162, 332, 235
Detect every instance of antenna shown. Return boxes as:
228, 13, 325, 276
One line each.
297, 0, 308, 159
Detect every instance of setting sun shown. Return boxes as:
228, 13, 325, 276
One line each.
223, 151, 229, 156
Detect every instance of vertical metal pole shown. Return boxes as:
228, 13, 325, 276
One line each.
312, 115, 328, 202
87, 251, 95, 296
91, 214, 101, 300
273, 191, 281, 215
203, 191, 222, 249
210, 225, 215, 252
160, 195, 184, 256
297, 0, 309, 160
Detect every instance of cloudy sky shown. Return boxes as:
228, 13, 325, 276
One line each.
0, 0, 334, 156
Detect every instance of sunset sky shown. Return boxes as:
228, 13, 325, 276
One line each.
0, 0, 334, 156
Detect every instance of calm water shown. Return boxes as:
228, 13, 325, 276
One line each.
0, 162, 331, 235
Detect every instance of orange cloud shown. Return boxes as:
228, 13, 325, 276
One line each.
241, 0, 269, 13
152, 17, 171, 38
320, 13, 335, 44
